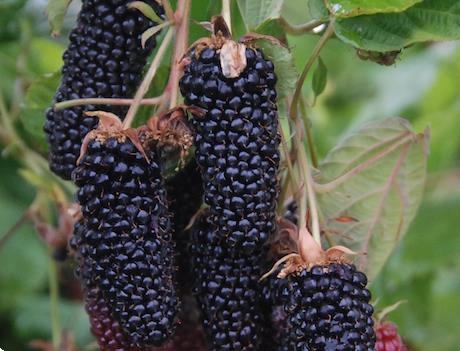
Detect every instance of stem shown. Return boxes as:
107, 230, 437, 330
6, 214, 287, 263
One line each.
162, 0, 175, 22
54, 96, 163, 111
300, 97, 319, 168
167, 0, 190, 109
279, 17, 325, 35
278, 121, 298, 214
49, 255, 61, 349
123, 26, 175, 128
289, 21, 334, 120
222, 0, 232, 34
296, 120, 321, 246
0, 210, 30, 251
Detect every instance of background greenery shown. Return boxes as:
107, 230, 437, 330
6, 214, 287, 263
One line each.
0, 0, 459, 350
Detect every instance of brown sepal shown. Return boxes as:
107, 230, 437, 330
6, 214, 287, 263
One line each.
77, 111, 148, 164
146, 106, 194, 160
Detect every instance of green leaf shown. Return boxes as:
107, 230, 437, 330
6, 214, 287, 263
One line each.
325, 0, 422, 18
237, 0, 284, 30
254, 40, 298, 99
20, 72, 61, 151
316, 117, 428, 281
128, 1, 164, 23
312, 57, 327, 100
308, 0, 329, 21
334, 0, 460, 52
46, 0, 72, 37
254, 19, 287, 42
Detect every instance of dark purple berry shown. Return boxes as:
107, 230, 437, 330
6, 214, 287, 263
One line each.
44, 0, 164, 179
72, 136, 179, 347
190, 214, 268, 351
180, 45, 280, 255
268, 263, 376, 351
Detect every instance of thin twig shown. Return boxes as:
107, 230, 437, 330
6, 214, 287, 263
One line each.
222, 0, 232, 35
54, 96, 164, 111
0, 210, 31, 251
123, 26, 175, 128
289, 21, 334, 120
167, 0, 191, 109
296, 120, 321, 247
279, 17, 325, 35
300, 97, 319, 168
162, 0, 175, 22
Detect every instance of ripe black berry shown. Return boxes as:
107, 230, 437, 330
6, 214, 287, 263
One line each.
190, 214, 268, 351
166, 159, 203, 295
272, 263, 376, 351
72, 134, 179, 347
180, 43, 280, 255
44, 0, 164, 179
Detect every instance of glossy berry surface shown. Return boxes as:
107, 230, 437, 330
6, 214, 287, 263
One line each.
72, 137, 179, 347
180, 46, 280, 255
166, 159, 203, 294
190, 215, 268, 351
44, 0, 163, 179
85, 285, 149, 351
271, 263, 376, 351
376, 322, 408, 351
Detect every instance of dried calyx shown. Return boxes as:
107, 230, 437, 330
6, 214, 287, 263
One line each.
263, 221, 357, 280
78, 108, 194, 164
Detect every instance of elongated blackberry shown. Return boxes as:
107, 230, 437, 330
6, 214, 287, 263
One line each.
72, 122, 179, 347
376, 321, 408, 351
270, 263, 375, 351
44, 0, 164, 179
179, 20, 280, 254
190, 213, 268, 351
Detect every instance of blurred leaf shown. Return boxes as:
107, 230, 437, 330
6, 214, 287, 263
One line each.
14, 296, 92, 346
21, 72, 60, 151
308, 0, 329, 21
312, 57, 327, 100
237, 0, 284, 30
0, 0, 27, 39
316, 117, 428, 280
254, 40, 298, 99
46, 0, 72, 37
29, 38, 64, 75
325, 0, 422, 18
334, 0, 460, 52
372, 193, 460, 350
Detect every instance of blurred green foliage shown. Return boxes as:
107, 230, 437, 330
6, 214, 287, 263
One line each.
0, 0, 459, 350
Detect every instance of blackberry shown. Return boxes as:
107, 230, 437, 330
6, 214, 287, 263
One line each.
179, 20, 280, 254
85, 285, 150, 351
166, 159, 203, 294
73, 127, 179, 347
44, 0, 164, 179
273, 263, 376, 351
376, 321, 408, 351
190, 213, 268, 351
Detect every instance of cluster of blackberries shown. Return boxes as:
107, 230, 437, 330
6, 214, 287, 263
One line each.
45, 5, 377, 348
44, 0, 164, 180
